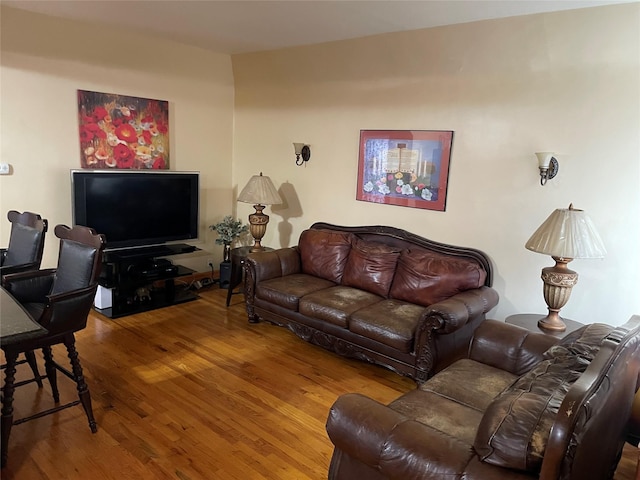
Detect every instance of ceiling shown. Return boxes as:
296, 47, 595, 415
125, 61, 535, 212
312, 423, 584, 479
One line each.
2, 0, 634, 55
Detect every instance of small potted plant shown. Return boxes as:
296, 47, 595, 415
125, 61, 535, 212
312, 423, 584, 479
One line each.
209, 216, 248, 262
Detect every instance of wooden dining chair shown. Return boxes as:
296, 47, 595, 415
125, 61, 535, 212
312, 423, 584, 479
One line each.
0, 210, 48, 277
0, 210, 49, 388
1, 224, 106, 467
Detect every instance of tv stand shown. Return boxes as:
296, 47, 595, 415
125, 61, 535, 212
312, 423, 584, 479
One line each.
97, 243, 200, 318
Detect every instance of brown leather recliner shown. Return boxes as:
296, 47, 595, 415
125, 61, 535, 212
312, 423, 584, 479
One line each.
326, 316, 640, 480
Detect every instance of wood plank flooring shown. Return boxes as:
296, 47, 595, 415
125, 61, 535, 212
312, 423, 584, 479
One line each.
1, 287, 638, 479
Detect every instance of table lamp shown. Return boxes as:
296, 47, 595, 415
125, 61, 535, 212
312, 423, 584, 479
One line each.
237, 172, 282, 252
525, 203, 606, 332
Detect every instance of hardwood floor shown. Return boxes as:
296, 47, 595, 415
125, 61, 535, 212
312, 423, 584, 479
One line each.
1, 287, 638, 479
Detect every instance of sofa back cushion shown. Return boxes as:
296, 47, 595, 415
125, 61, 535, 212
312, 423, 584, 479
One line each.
342, 238, 401, 297
389, 249, 487, 307
298, 229, 353, 284
473, 323, 614, 472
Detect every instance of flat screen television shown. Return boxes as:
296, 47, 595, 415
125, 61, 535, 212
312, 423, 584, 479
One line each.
71, 170, 199, 250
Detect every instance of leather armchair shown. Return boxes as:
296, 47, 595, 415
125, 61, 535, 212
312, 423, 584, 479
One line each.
326, 317, 640, 479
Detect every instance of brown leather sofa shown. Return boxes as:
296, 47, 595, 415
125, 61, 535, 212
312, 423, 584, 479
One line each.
244, 223, 498, 382
326, 316, 640, 480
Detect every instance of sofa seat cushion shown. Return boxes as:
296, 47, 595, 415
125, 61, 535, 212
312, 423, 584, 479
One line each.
474, 323, 614, 472
342, 238, 401, 298
256, 274, 335, 311
349, 299, 425, 353
298, 229, 353, 284
389, 359, 518, 445
419, 359, 519, 412
390, 249, 487, 307
299, 286, 383, 328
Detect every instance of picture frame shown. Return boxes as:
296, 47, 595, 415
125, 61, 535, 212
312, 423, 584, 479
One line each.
77, 90, 170, 169
356, 129, 454, 211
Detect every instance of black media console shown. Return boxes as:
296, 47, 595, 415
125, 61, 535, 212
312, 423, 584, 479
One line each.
96, 243, 199, 318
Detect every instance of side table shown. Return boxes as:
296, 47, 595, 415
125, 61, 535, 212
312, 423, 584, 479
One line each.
505, 314, 584, 339
226, 246, 273, 307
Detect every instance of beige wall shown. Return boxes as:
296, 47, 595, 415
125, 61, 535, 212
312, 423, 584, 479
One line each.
1, 4, 638, 326
0, 6, 235, 271
231, 3, 640, 325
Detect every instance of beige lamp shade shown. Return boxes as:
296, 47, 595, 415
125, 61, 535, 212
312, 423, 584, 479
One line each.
237, 172, 282, 206
525, 204, 606, 260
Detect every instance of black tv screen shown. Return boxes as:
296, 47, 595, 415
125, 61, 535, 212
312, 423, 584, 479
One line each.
71, 170, 199, 249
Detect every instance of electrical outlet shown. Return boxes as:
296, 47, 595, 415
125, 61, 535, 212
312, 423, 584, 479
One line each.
0, 163, 10, 175
207, 258, 215, 268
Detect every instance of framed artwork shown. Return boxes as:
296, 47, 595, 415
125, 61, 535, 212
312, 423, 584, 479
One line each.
77, 90, 170, 169
356, 130, 454, 211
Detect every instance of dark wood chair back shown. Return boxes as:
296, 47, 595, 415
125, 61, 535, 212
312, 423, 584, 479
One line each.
50, 224, 106, 296
0, 210, 48, 275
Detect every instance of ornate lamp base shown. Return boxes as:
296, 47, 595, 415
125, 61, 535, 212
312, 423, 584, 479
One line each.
248, 204, 269, 252
537, 256, 578, 332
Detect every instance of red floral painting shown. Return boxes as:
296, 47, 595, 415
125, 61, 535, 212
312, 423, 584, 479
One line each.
77, 90, 170, 169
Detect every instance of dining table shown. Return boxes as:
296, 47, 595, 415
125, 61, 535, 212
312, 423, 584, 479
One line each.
1, 285, 48, 467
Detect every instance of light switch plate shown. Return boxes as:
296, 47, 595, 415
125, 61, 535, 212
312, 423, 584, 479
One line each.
0, 163, 10, 175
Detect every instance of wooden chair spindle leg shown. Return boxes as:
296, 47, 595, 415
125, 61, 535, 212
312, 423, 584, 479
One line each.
24, 350, 43, 388
65, 335, 97, 433
42, 346, 59, 402
1, 350, 19, 467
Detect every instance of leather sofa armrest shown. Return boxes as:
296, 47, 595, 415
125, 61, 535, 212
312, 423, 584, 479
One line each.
327, 393, 473, 478
244, 247, 301, 284
326, 393, 406, 468
468, 319, 559, 375
414, 286, 498, 383
244, 247, 301, 321
419, 286, 499, 334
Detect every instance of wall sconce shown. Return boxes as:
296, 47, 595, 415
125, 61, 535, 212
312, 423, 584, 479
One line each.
535, 152, 559, 186
293, 143, 311, 166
